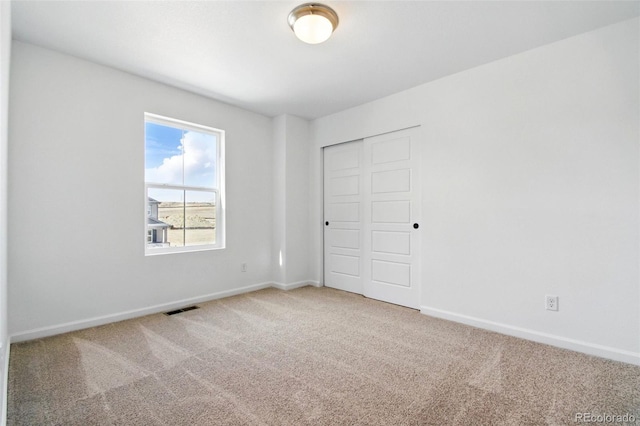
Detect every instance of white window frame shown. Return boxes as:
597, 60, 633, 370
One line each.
144, 112, 225, 255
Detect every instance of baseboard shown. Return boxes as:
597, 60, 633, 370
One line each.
10, 281, 278, 343
420, 306, 640, 366
1, 339, 8, 426
272, 280, 316, 290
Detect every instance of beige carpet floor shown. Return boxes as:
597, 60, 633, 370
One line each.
8, 286, 640, 425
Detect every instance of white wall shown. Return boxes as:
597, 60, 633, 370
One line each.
272, 115, 287, 284
272, 114, 311, 286
284, 115, 310, 284
311, 18, 640, 364
0, 1, 10, 421
8, 41, 275, 338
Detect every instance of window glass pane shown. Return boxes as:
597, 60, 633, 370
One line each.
147, 188, 184, 248
145, 122, 184, 186
145, 121, 216, 188
185, 190, 216, 246
183, 131, 217, 188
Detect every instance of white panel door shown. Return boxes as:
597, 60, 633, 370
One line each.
323, 128, 420, 308
323, 141, 364, 294
363, 128, 421, 309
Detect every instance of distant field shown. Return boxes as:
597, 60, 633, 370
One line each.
158, 202, 216, 246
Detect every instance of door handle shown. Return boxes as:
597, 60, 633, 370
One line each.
325, 221, 329, 226
413, 223, 419, 229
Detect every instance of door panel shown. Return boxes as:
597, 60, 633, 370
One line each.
372, 260, 411, 287
329, 148, 360, 171
372, 169, 411, 193
330, 229, 360, 249
331, 254, 360, 277
324, 127, 420, 308
363, 127, 421, 309
372, 137, 411, 164
372, 201, 411, 223
372, 231, 410, 255
331, 175, 359, 195
323, 141, 364, 294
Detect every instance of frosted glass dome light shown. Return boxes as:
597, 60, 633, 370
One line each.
288, 3, 339, 44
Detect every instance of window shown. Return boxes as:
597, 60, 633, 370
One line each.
144, 113, 225, 255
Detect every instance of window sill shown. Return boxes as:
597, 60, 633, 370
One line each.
145, 245, 225, 256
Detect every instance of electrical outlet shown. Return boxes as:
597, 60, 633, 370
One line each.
545, 295, 559, 311
241, 263, 247, 272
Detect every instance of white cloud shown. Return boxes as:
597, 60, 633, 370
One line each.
145, 131, 217, 188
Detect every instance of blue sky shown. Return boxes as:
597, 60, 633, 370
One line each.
145, 122, 183, 169
145, 121, 218, 202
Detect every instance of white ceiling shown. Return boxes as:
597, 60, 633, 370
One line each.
11, 1, 640, 119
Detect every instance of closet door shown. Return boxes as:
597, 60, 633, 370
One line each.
362, 127, 421, 309
323, 141, 364, 294
323, 127, 421, 308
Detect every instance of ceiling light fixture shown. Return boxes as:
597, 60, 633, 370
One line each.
288, 3, 339, 44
